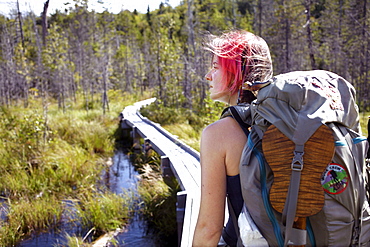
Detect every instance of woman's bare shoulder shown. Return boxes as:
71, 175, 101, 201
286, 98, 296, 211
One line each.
201, 116, 247, 175
203, 117, 244, 138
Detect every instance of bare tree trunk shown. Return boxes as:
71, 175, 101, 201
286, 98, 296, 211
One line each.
258, 0, 262, 36
283, 0, 291, 72
0, 24, 13, 106
305, 0, 317, 70
360, 0, 369, 111
102, 53, 110, 114
42, 0, 50, 46
183, 54, 190, 108
0, 69, 4, 106
59, 65, 67, 113
16, 0, 29, 106
184, 0, 195, 109
16, 0, 25, 51
231, 0, 237, 28
32, 13, 45, 98
1, 24, 13, 106
332, 0, 344, 73
362, 0, 368, 110
156, 38, 164, 105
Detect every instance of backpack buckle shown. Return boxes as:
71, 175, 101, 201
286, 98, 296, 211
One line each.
291, 151, 304, 171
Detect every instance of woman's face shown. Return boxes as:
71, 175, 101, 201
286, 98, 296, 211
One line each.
205, 56, 230, 103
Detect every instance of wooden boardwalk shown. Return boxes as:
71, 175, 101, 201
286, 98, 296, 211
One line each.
120, 98, 201, 247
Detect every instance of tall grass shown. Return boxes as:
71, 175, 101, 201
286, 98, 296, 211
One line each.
76, 192, 132, 236
0, 90, 151, 246
0, 195, 62, 247
133, 152, 179, 246
360, 112, 369, 136
140, 97, 227, 152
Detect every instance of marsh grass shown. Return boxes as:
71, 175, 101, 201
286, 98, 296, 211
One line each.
360, 112, 369, 136
0, 195, 62, 246
133, 152, 179, 246
76, 192, 132, 237
140, 98, 227, 152
63, 235, 90, 247
0, 90, 151, 246
162, 123, 202, 151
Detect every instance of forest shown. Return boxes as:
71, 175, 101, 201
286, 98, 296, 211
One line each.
0, 0, 369, 113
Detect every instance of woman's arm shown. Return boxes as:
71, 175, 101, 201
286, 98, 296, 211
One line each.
192, 117, 247, 246
193, 119, 229, 246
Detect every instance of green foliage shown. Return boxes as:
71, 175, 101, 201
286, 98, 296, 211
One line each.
162, 123, 202, 151
140, 103, 190, 125
77, 192, 131, 236
360, 113, 369, 136
139, 96, 227, 151
43, 25, 70, 71
0, 91, 138, 246
63, 235, 91, 247
141, 97, 227, 130
50, 113, 114, 155
0, 107, 52, 163
135, 152, 178, 245
0, 196, 62, 246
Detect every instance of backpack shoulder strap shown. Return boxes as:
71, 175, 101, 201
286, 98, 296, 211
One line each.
226, 196, 244, 247
221, 106, 251, 137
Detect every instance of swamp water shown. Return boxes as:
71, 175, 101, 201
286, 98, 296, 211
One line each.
16, 151, 159, 247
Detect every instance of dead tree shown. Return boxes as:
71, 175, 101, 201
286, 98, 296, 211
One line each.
42, 0, 50, 46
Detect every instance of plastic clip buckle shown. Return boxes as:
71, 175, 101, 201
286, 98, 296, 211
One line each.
291, 151, 304, 171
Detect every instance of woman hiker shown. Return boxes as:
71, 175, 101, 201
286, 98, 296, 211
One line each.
192, 30, 273, 247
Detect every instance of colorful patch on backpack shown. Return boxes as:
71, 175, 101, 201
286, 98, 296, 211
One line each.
321, 163, 350, 194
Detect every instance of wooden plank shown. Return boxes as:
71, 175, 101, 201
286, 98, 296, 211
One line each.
170, 158, 200, 191
180, 192, 200, 247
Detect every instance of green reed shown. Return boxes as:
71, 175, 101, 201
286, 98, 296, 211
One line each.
0, 90, 149, 246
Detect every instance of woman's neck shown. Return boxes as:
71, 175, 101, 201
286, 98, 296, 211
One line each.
228, 93, 238, 106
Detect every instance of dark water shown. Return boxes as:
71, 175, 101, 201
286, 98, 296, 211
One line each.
104, 151, 139, 194
114, 210, 158, 246
16, 151, 157, 247
103, 151, 158, 246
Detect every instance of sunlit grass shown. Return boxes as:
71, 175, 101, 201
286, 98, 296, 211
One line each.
0, 195, 62, 246
64, 235, 90, 247
49, 114, 115, 155
134, 152, 179, 245
360, 112, 369, 136
162, 123, 201, 151
76, 192, 132, 236
139, 97, 227, 152
0, 90, 154, 246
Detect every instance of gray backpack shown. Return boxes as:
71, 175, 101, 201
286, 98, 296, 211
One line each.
225, 70, 370, 246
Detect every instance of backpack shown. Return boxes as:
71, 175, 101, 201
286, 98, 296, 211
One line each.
222, 70, 370, 246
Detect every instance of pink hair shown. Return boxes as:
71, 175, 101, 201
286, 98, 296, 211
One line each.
205, 30, 273, 94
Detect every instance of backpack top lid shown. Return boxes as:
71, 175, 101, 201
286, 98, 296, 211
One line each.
251, 70, 360, 145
